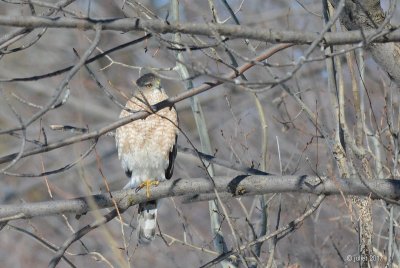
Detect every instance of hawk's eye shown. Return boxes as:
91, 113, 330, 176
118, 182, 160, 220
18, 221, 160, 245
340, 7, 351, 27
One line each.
145, 83, 152, 88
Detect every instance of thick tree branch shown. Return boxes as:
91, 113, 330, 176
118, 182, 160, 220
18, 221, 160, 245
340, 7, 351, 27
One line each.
1, 175, 400, 222
0, 16, 399, 45
0, 0, 76, 48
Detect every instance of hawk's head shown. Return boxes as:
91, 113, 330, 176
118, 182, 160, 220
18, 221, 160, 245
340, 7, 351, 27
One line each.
136, 73, 161, 91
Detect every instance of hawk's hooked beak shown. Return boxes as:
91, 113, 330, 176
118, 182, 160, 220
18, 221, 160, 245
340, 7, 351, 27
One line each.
155, 80, 162, 91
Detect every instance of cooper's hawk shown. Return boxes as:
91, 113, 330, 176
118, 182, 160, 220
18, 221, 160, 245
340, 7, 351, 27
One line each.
115, 73, 178, 243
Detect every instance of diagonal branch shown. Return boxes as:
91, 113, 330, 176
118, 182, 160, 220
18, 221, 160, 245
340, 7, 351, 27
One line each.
0, 44, 292, 165
200, 194, 326, 268
0, 24, 103, 135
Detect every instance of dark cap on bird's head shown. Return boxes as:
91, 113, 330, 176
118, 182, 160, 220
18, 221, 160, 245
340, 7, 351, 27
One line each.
136, 73, 161, 89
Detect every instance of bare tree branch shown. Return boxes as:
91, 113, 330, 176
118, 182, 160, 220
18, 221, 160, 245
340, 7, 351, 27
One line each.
0, 16, 399, 44
0, 24, 103, 135
330, 0, 400, 85
1, 175, 400, 222
0, 34, 152, 83
177, 145, 270, 176
7, 224, 76, 268
200, 194, 326, 268
0, 0, 76, 48
48, 207, 126, 268
1, 2, 398, 267
0, 44, 291, 165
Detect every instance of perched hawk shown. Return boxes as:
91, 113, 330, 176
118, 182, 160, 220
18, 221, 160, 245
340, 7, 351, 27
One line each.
115, 73, 178, 243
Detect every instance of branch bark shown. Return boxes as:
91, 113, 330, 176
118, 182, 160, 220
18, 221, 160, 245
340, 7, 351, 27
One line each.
0, 16, 399, 45
1, 175, 400, 222
330, 0, 400, 85
328, 1, 399, 266
0, 44, 291, 165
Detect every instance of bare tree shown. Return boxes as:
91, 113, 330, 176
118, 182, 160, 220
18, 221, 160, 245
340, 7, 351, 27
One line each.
0, 0, 399, 267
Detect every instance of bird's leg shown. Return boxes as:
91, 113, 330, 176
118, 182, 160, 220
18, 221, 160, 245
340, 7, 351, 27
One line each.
136, 180, 159, 198
145, 180, 159, 198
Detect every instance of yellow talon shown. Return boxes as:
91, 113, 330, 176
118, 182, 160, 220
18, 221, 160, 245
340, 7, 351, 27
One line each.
137, 180, 159, 198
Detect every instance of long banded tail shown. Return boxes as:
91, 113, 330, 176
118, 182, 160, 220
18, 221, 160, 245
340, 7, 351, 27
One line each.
137, 200, 158, 244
